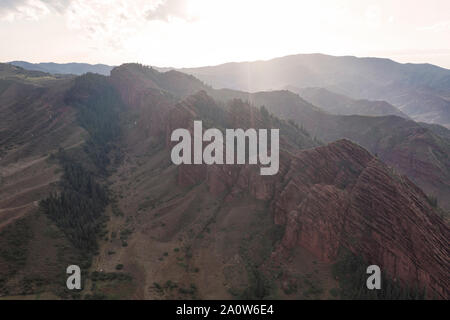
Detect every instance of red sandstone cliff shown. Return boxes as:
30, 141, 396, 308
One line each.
167, 92, 450, 299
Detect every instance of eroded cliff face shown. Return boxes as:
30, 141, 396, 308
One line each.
110, 65, 449, 299
272, 141, 449, 299
167, 93, 449, 299
179, 139, 449, 298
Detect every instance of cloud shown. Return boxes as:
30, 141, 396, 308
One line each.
64, 0, 155, 49
0, 0, 195, 50
145, 0, 193, 22
62, 0, 196, 50
0, 0, 70, 21
0, 0, 193, 22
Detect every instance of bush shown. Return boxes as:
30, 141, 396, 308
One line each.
426, 195, 438, 208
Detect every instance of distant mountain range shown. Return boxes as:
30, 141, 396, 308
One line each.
8, 61, 114, 76
291, 87, 408, 118
9, 54, 450, 128
179, 54, 450, 128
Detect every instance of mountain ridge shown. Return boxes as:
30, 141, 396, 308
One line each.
292, 86, 408, 118
8, 61, 114, 76
209, 88, 450, 211
178, 53, 450, 128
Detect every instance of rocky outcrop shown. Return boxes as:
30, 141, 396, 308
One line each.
272, 140, 449, 299
111, 65, 449, 299
179, 136, 449, 298
165, 91, 449, 299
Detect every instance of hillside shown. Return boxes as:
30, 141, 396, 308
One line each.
179, 53, 450, 128
0, 64, 93, 297
0, 63, 448, 300
103, 64, 449, 299
0, 65, 82, 227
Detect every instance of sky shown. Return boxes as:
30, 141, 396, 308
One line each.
1, 0, 450, 68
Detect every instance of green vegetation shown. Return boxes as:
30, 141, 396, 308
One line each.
265, 108, 319, 149
260, 105, 270, 123
178, 283, 197, 296
153, 280, 200, 297
165, 280, 177, 290
88, 271, 133, 299
282, 280, 298, 295
111, 200, 124, 217
91, 271, 131, 282
234, 209, 284, 300
190, 93, 228, 130
0, 214, 85, 298
329, 287, 339, 298
152, 280, 198, 298
39, 73, 125, 286
64, 73, 123, 172
0, 218, 33, 295
40, 150, 108, 254
119, 228, 133, 240
426, 194, 438, 208
302, 274, 324, 298
153, 282, 162, 290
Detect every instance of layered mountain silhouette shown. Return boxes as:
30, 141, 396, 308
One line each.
209, 89, 450, 211
0, 62, 448, 299
294, 87, 408, 118
180, 54, 450, 128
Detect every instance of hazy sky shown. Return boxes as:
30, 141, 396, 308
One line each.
1, 0, 450, 68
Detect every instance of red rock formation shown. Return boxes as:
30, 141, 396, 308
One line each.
273, 141, 449, 299
167, 93, 450, 299
110, 67, 449, 298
